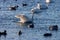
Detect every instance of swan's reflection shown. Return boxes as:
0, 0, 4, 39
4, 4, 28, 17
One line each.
16, 22, 32, 26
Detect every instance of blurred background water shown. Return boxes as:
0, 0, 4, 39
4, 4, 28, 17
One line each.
0, 0, 60, 40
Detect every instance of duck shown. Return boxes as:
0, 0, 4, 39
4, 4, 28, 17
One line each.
49, 25, 58, 31
0, 30, 7, 36
18, 30, 22, 35
15, 14, 32, 24
44, 33, 52, 37
9, 5, 19, 11
28, 23, 34, 28
22, 3, 28, 7
22, 1, 28, 7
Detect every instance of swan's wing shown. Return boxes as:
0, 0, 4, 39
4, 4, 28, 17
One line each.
20, 15, 31, 22
15, 15, 31, 23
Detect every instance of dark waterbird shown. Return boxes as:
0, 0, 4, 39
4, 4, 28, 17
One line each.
9, 5, 19, 11
28, 23, 34, 28
44, 33, 52, 37
0, 30, 7, 36
18, 30, 22, 35
49, 25, 58, 31
22, 3, 28, 7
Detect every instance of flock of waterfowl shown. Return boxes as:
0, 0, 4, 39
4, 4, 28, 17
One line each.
15, 0, 51, 28
0, 0, 59, 38
0, 25, 58, 37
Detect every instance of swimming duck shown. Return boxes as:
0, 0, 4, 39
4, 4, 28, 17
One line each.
44, 33, 52, 37
0, 30, 7, 36
9, 5, 19, 10
49, 25, 58, 31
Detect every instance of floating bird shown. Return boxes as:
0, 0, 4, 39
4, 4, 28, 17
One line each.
15, 14, 32, 24
0, 30, 7, 36
22, 3, 28, 7
18, 30, 22, 35
22, 1, 28, 7
28, 23, 34, 28
9, 5, 19, 11
44, 33, 52, 37
49, 25, 58, 31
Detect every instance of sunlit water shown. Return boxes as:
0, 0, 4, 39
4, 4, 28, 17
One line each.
0, 0, 60, 40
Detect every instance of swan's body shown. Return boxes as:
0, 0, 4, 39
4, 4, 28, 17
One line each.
31, 3, 48, 13
31, 8, 41, 13
15, 14, 32, 23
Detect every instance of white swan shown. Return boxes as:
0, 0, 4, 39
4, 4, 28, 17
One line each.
31, 3, 48, 13
15, 14, 32, 23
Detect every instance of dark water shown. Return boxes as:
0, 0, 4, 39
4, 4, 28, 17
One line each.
0, 0, 60, 40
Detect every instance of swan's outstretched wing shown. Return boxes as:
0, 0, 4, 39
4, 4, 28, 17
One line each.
15, 14, 31, 23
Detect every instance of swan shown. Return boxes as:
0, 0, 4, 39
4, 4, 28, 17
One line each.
31, 3, 48, 13
37, 3, 48, 10
15, 14, 32, 24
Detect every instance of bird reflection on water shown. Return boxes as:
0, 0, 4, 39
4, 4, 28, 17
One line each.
16, 21, 32, 26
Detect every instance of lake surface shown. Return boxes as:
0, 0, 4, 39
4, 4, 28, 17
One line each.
0, 0, 60, 40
